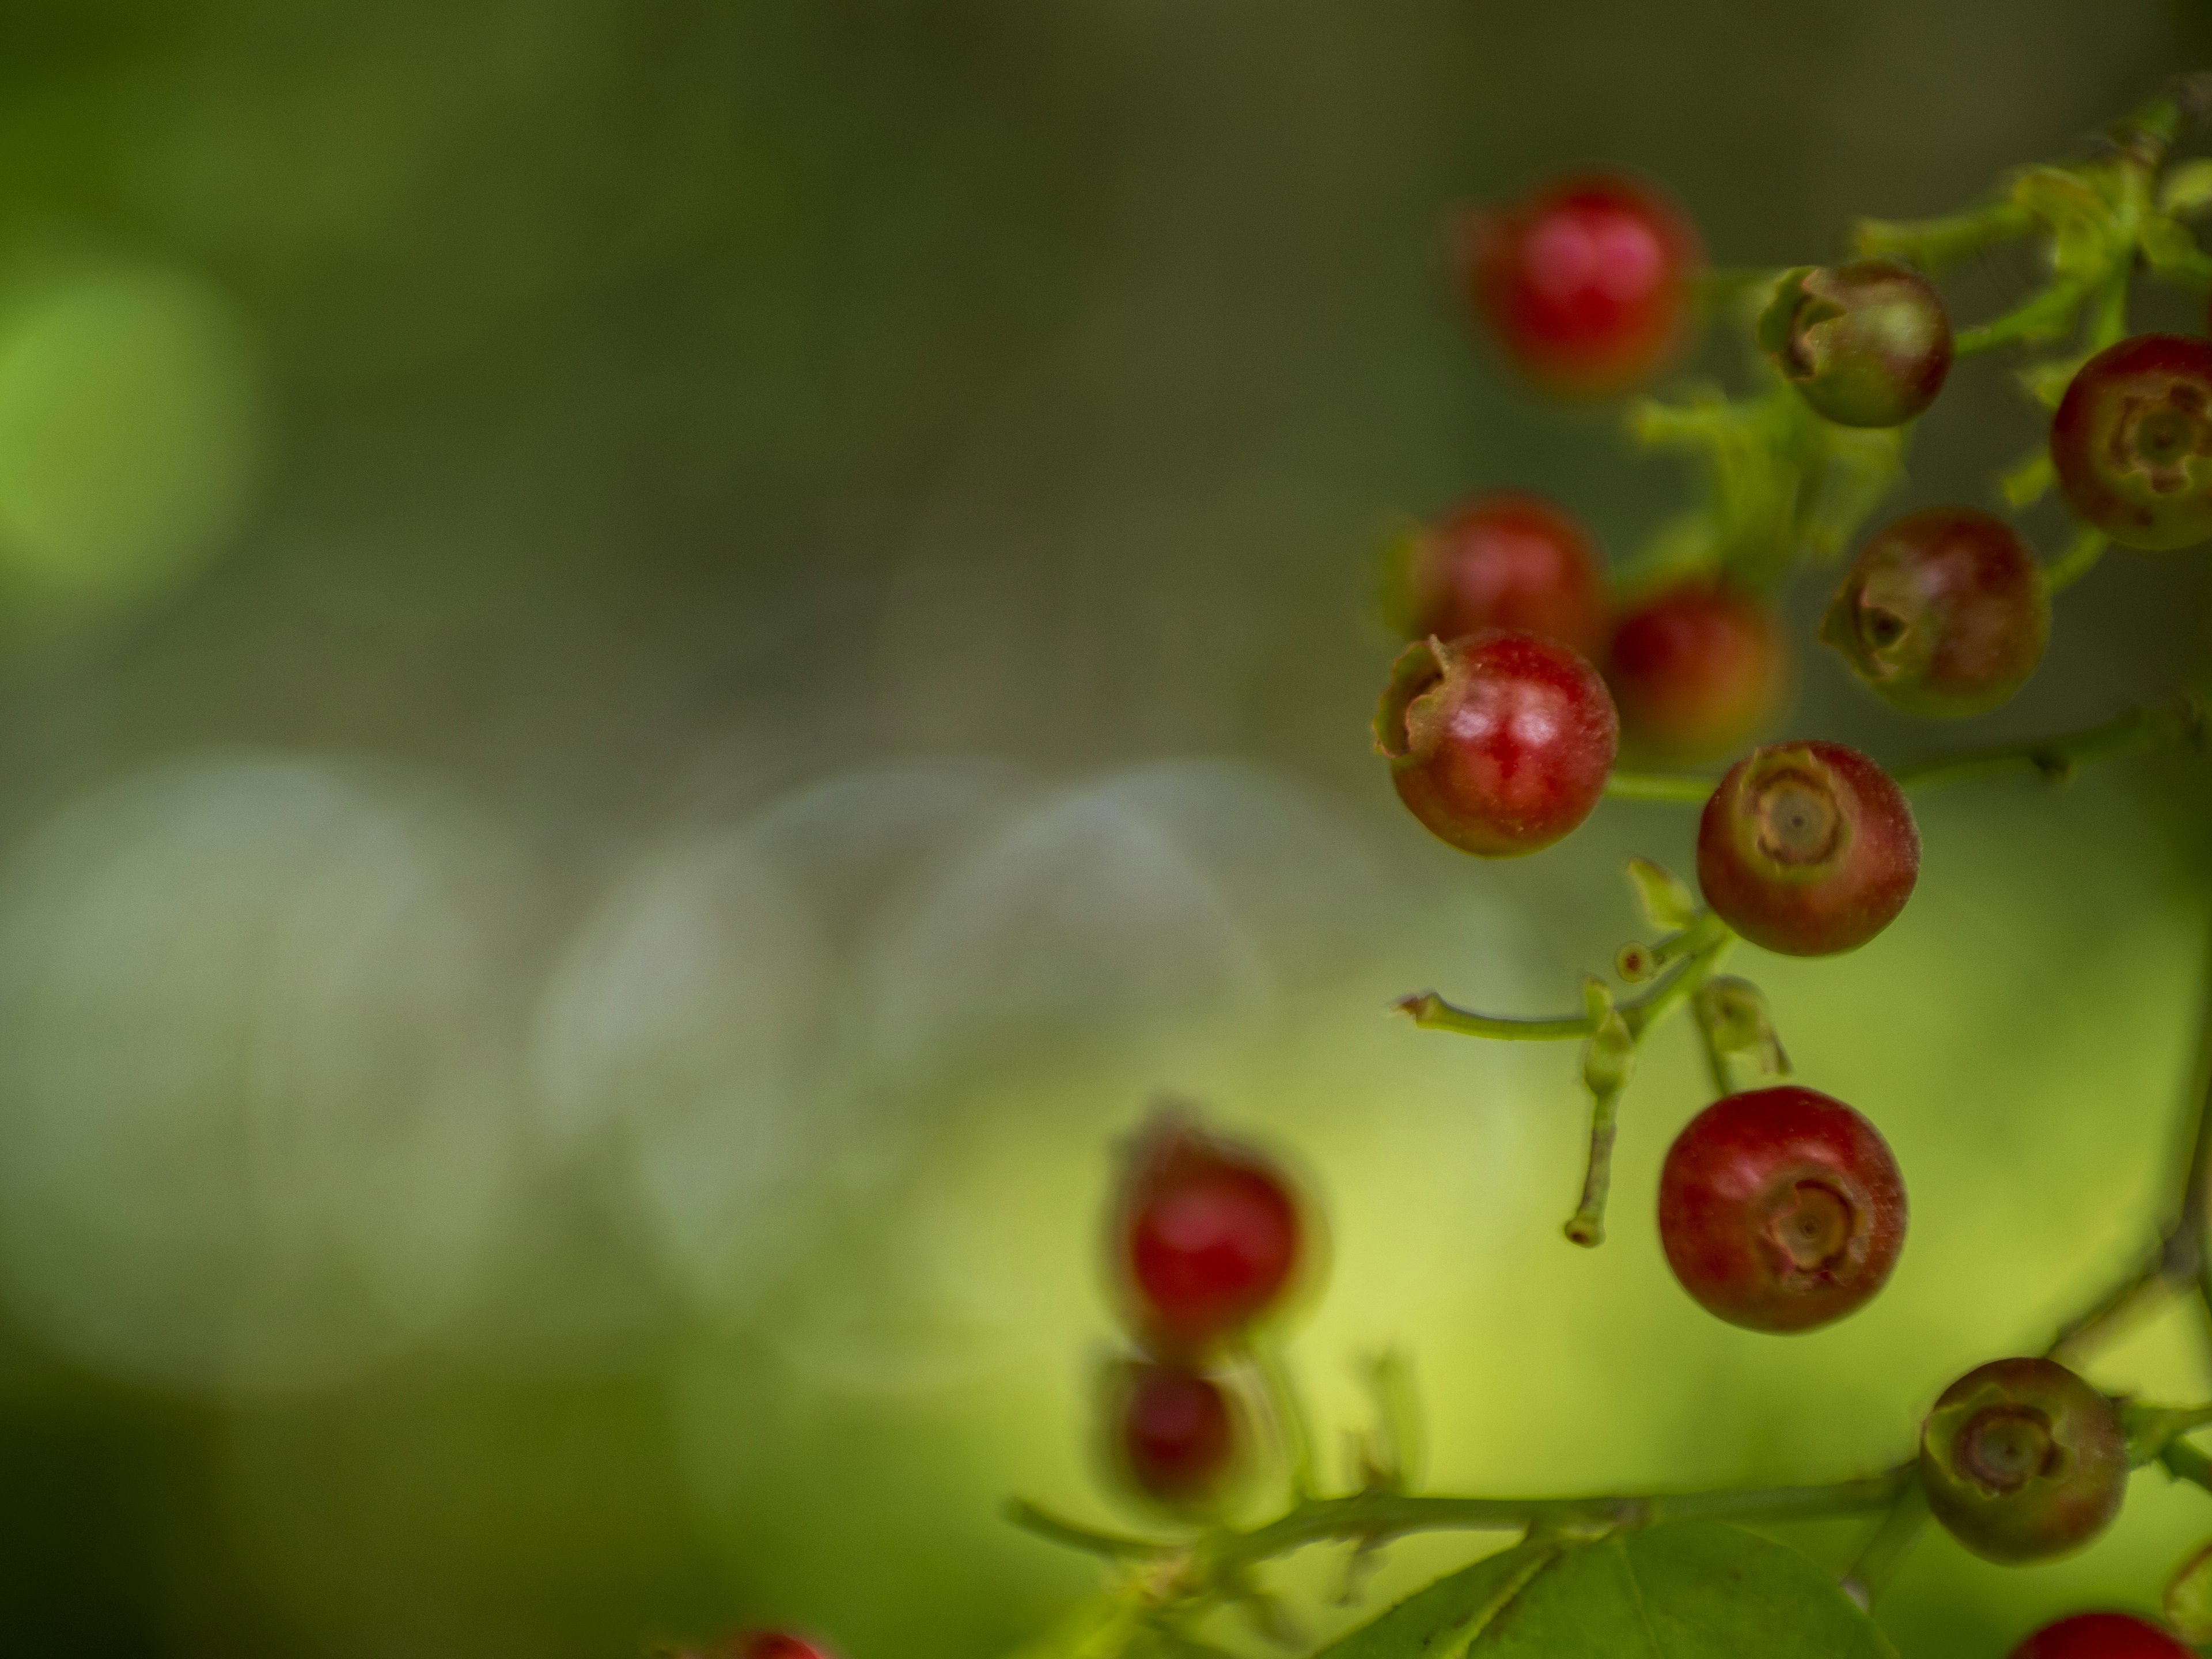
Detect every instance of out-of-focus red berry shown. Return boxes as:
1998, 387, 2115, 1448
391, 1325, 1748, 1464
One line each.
1113, 1359, 1239, 1505
2051, 332, 2212, 550
1391, 493, 1610, 660
1696, 740, 1918, 956
1115, 1111, 1304, 1351
1606, 582, 1786, 762
1456, 173, 1700, 396
2009, 1615, 2192, 1659
1374, 628, 1618, 857
1822, 506, 2050, 718
1658, 1086, 1906, 1334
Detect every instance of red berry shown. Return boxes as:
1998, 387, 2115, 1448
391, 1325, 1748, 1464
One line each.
1373, 630, 1617, 858
1696, 741, 1918, 956
1113, 1359, 1240, 1505
1821, 506, 2050, 717
1392, 493, 1611, 660
1762, 260, 1952, 428
1922, 1358, 2128, 1564
1657, 1086, 1906, 1334
1606, 583, 1786, 762
1115, 1111, 1304, 1351
2051, 332, 2212, 550
2010, 1615, 2192, 1659
1456, 173, 1700, 396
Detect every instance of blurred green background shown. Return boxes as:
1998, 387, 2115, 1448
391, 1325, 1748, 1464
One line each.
2, 1, 2212, 1655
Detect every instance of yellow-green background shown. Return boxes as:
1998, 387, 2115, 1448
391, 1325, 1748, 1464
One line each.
0, 2, 2210, 1655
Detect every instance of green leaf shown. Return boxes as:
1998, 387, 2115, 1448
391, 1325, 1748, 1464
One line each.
1314, 1538, 1562, 1659
1472, 1524, 1896, 1659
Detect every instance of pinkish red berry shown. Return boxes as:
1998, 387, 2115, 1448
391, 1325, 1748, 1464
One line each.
1923, 1358, 2128, 1565
1392, 493, 1610, 660
1113, 1359, 1239, 1504
1822, 507, 2049, 718
1374, 629, 1618, 858
1696, 741, 1918, 956
1657, 1086, 1906, 1334
1606, 582, 1786, 762
1114, 1111, 1304, 1352
1455, 173, 1700, 396
2051, 332, 2212, 550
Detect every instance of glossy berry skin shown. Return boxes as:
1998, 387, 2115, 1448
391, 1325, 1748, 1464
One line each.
1374, 629, 1617, 858
1657, 1087, 1906, 1334
2051, 333, 2212, 550
1113, 1360, 1239, 1505
1822, 507, 2050, 717
1392, 493, 1610, 660
2009, 1614, 2193, 1659
1697, 741, 1918, 956
1456, 173, 1700, 396
1921, 1357, 2127, 1564
1606, 584, 1786, 762
1762, 260, 1952, 428
681, 1636, 835, 1659
1115, 1111, 1304, 1352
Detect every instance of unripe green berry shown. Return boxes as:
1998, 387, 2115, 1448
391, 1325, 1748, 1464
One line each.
1762, 260, 1952, 428
1920, 1357, 2127, 1564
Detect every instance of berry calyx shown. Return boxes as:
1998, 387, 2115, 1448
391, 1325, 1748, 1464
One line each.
1605, 582, 1786, 762
1456, 173, 1700, 396
1821, 506, 2050, 718
2009, 1614, 2194, 1659
1374, 629, 1618, 858
2051, 332, 2212, 550
1760, 260, 1952, 428
1114, 1110, 1304, 1352
1696, 741, 1919, 956
1921, 1357, 2128, 1564
1389, 493, 1609, 661
1113, 1359, 1240, 1505
1656, 1086, 1906, 1334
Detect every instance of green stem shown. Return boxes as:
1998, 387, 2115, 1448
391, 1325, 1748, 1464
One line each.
1853, 200, 2036, 268
1605, 771, 1719, 804
1202, 1470, 1914, 1579
2160, 1437, 2212, 1498
1563, 1086, 1626, 1248
1839, 1481, 1929, 1609
2051, 914, 2212, 1368
2045, 526, 2109, 594
1006, 1501, 1177, 1560
1953, 273, 2104, 357
1394, 993, 1589, 1041
1891, 696, 2200, 791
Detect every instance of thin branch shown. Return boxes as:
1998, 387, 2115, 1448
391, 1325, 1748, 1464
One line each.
1891, 696, 2201, 793
1839, 1481, 1928, 1609
1201, 1468, 1914, 1579
1006, 1500, 1176, 1560
2160, 1437, 2212, 1498
2044, 526, 2109, 594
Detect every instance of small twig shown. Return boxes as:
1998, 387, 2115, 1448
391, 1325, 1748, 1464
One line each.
1244, 1339, 1320, 1503
1006, 1500, 1176, 1560
1839, 1481, 1928, 1609
1892, 695, 2201, 791
2044, 526, 2109, 594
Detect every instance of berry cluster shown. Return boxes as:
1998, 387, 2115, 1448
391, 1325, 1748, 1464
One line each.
1010, 76, 2212, 1659
1105, 1110, 1309, 1505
